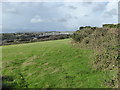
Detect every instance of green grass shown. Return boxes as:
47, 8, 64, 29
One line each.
2, 39, 111, 88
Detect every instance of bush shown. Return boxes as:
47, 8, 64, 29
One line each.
72, 24, 119, 87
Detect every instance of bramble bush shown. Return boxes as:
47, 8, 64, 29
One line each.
72, 24, 119, 88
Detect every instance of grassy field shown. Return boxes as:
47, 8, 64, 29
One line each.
2, 39, 112, 88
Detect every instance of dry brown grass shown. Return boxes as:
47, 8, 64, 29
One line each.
22, 56, 39, 66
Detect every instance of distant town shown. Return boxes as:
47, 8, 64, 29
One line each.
1, 31, 74, 45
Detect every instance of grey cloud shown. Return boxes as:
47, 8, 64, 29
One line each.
103, 9, 117, 18
68, 6, 77, 9
65, 14, 73, 19
85, 2, 92, 4
3, 2, 117, 33
58, 14, 81, 22
58, 14, 73, 22
82, 2, 93, 6
58, 18, 67, 22
118, 2, 120, 22
74, 16, 78, 19
83, 14, 89, 17
93, 3, 107, 12
4, 8, 17, 13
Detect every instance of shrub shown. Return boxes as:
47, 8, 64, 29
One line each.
72, 24, 119, 87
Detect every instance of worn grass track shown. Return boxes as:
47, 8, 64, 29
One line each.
2, 39, 111, 88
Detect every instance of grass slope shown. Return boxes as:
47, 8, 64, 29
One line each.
2, 39, 111, 88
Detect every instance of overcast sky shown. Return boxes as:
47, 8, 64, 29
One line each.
1, 1, 118, 33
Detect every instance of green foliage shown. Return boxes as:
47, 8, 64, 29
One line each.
79, 26, 97, 30
72, 28, 95, 42
72, 24, 119, 87
103, 24, 120, 28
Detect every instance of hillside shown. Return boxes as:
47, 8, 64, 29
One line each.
72, 24, 119, 88
2, 24, 119, 88
2, 39, 112, 88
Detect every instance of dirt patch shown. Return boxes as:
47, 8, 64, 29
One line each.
51, 68, 59, 74
43, 62, 49, 66
22, 55, 39, 66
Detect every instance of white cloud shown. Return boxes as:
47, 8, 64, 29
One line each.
2, 1, 118, 33
0, 25, 2, 33
2, 0, 119, 2
0, 25, 2, 29
5, 8, 17, 13
56, 2, 96, 29
101, 2, 118, 23
30, 15, 43, 23
57, 1, 118, 29
105, 2, 118, 12
0, 25, 2, 32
